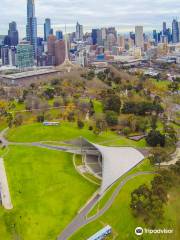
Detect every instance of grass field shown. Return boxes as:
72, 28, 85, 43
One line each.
6, 122, 146, 148
70, 173, 178, 240
0, 146, 97, 240
70, 174, 155, 240
87, 159, 155, 217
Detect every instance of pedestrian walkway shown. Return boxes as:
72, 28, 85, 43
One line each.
0, 158, 13, 209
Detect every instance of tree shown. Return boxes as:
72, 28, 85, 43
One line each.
170, 160, 180, 175
87, 70, 95, 80
14, 114, 23, 127
122, 127, 131, 136
94, 114, 107, 133
103, 94, 121, 114
130, 184, 152, 222
168, 82, 179, 93
113, 76, 122, 84
43, 87, 55, 99
105, 111, 118, 126
25, 95, 41, 110
150, 147, 169, 168
39, 101, 50, 118
122, 101, 164, 116
37, 115, 45, 123
130, 180, 168, 226
151, 115, 158, 130
0, 100, 8, 116
77, 120, 84, 129
6, 112, 14, 128
164, 125, 177, 147
89, 100, 95, 116
146, 130, 165, 147
97, 72, 106, 81
67, 112, 75, 122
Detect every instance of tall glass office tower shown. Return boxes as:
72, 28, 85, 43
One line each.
172, 19, 179, 43
26, 0, 37, 58
44, 18, 51, 41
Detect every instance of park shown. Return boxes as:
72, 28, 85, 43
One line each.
0, 120, 179, 240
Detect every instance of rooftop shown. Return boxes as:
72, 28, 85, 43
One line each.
1, 68, 58, 80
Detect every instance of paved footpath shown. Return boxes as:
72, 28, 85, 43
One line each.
57, 171, 156, 240
0, 158, 13, 209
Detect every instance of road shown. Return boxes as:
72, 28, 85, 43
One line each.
57, 171, 156, 240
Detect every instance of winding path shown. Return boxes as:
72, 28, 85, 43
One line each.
57, 171, 156, 240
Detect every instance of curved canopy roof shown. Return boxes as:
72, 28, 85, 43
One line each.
67, 138, 145, 194
92, 144, 144, 194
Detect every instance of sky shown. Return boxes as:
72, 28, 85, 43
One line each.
0, 0, 180, 37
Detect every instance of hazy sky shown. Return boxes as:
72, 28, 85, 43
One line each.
0, 0, 180, 37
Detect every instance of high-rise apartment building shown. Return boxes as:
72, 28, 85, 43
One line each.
1, 46, 9, 65
47, 35, 56, 65
44, 18, 51, 41
135, 26, 144, 48
26, 0, 37, 57
172, 19, 179, 43
8, 21, 19, 46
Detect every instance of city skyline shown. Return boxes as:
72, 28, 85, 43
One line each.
0, 0, 180, 37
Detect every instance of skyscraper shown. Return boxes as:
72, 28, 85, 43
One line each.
172, 19, 179, 43
8, 21, 19, 46
153, 30, 158, 44
26, 0, 37, 58
92, 29, 98, 45
135, 26, 144, 48
44, 18, 51, 41
76, 22, 83, 41
178, 22, 180, 42
163, 22, 167, 35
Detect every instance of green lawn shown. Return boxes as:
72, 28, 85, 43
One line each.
70, 174, 155, 240
88, 159, 155, 217
6, 122, 146, 148
164, 187, 180, 240
70, 173, 178, 240
93, 100, 103, 113
0, 146, 97, 240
